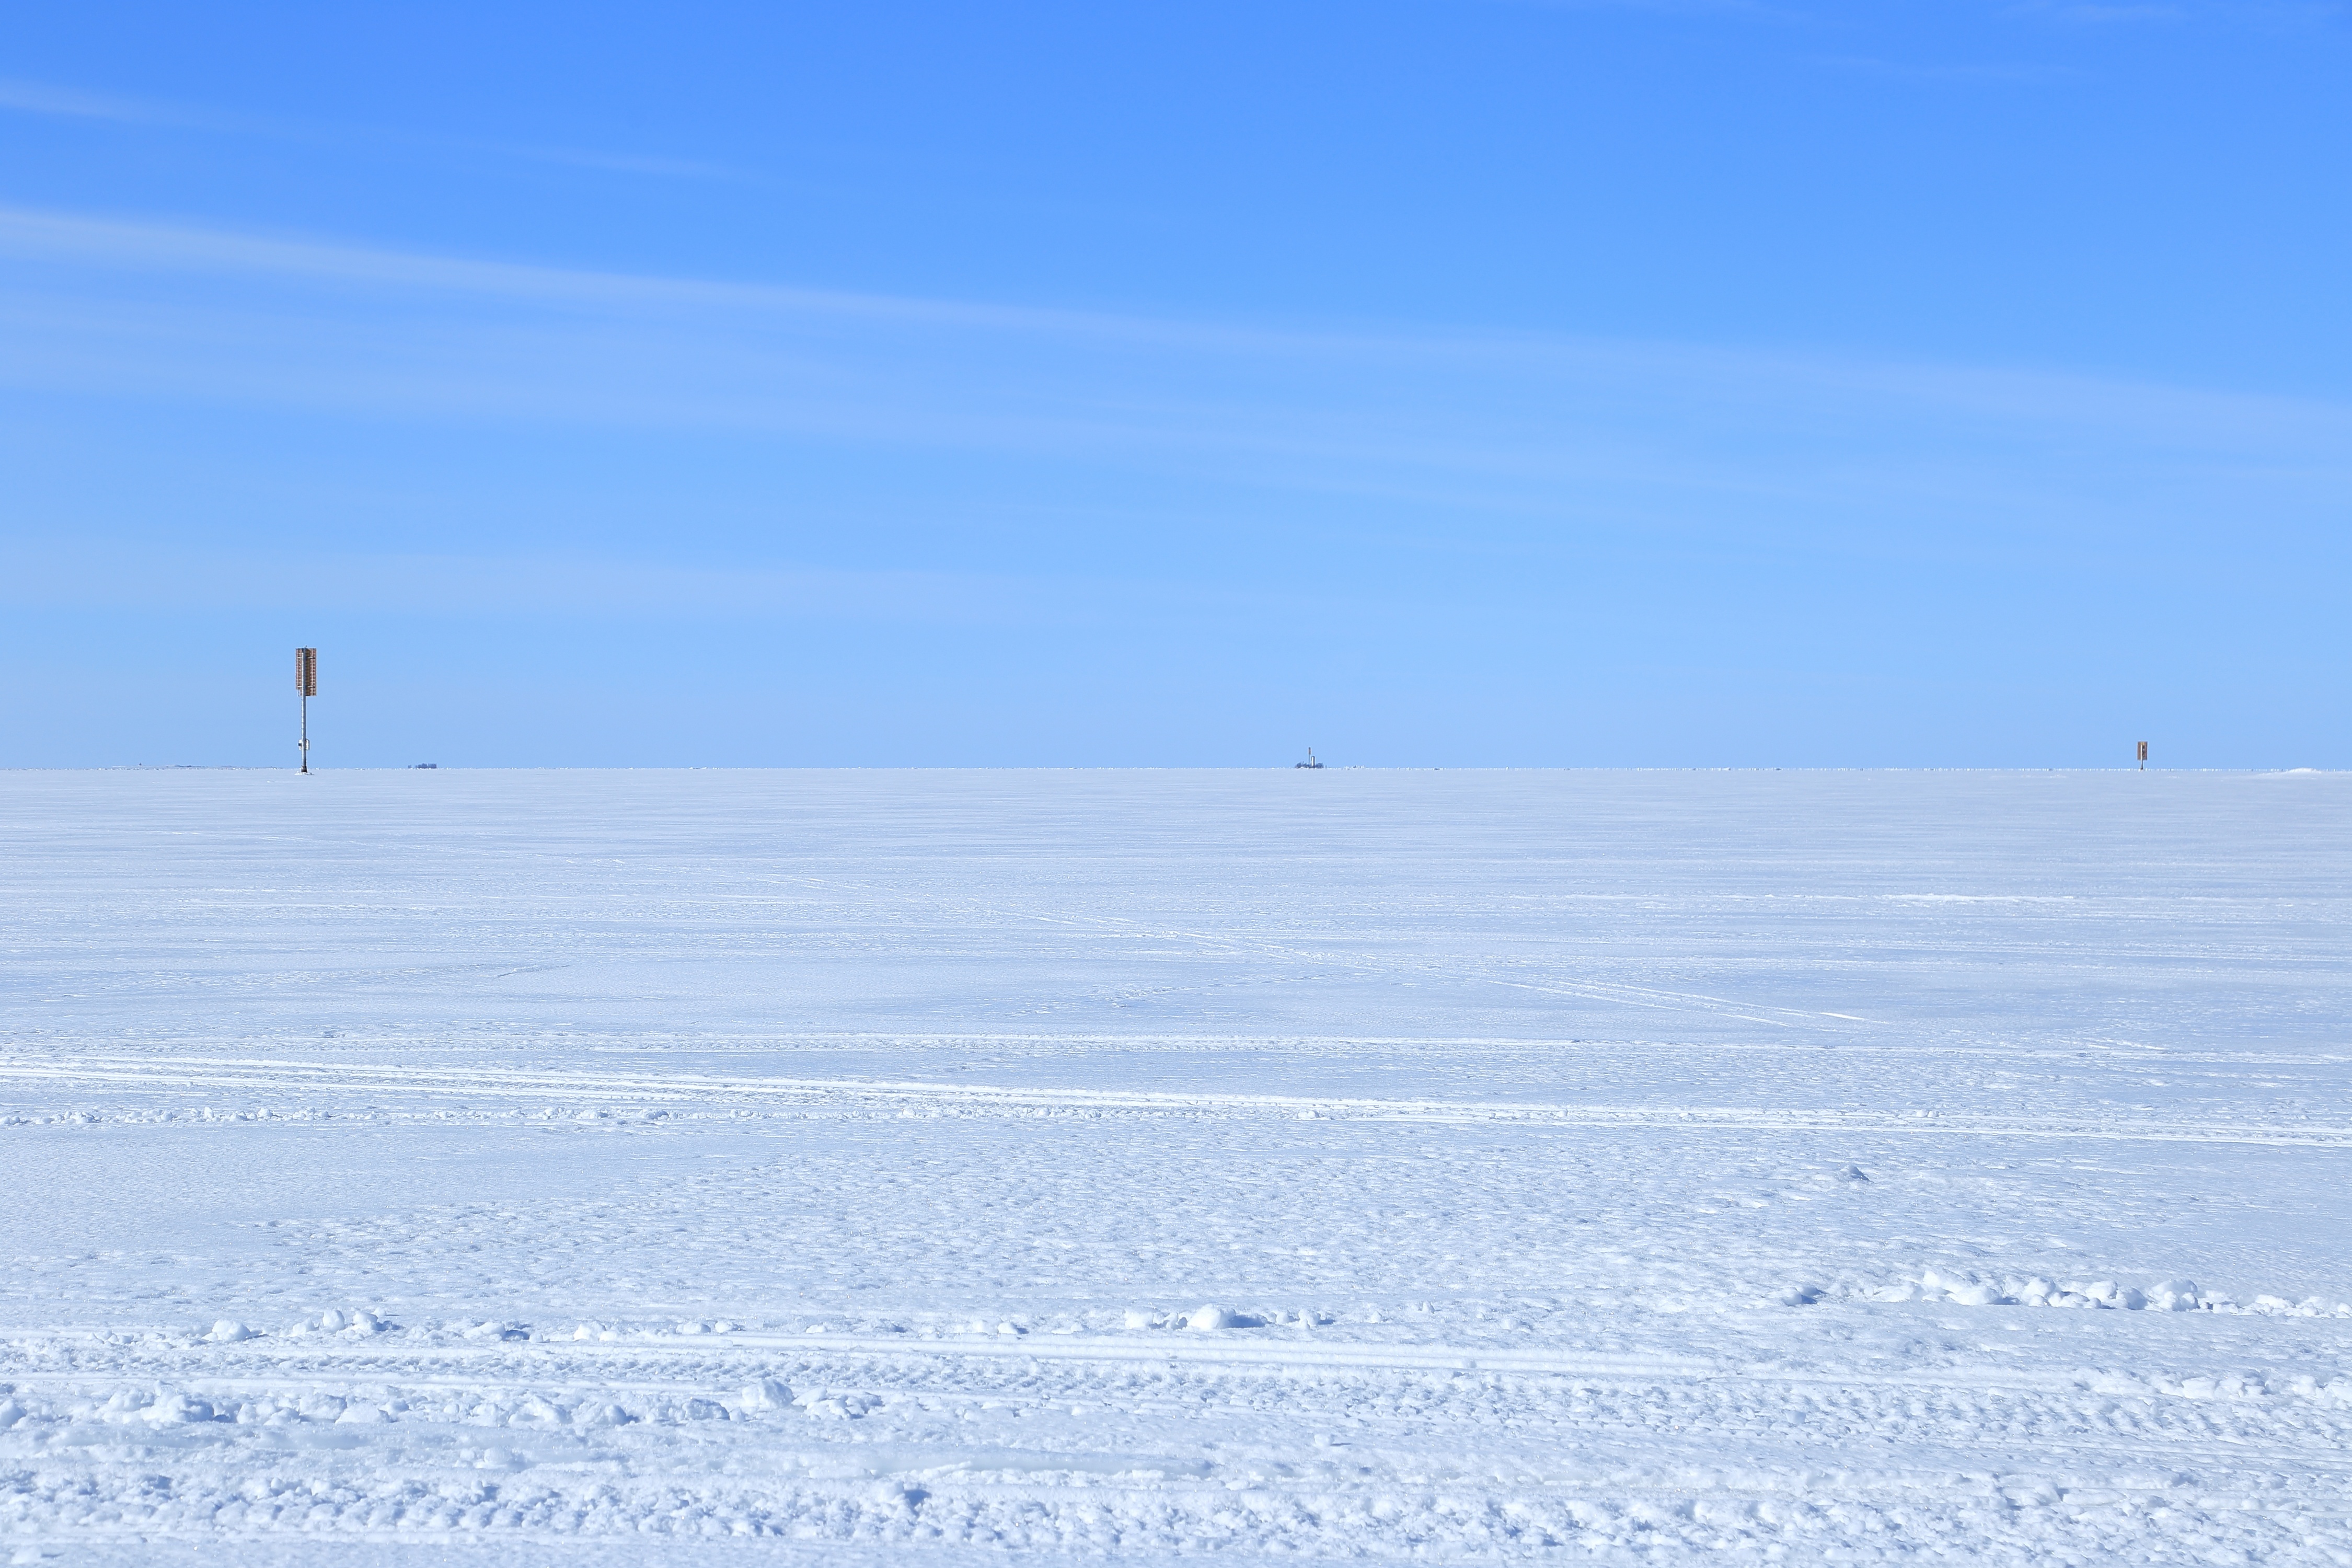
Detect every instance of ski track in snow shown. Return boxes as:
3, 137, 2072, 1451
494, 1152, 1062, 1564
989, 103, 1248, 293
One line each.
2, 766, 2349, 1564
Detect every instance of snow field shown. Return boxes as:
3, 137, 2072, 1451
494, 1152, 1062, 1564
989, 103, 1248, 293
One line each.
3, 767, 2349, 1562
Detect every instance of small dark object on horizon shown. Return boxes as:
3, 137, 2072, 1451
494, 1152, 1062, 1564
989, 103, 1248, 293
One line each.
412, 763, 438, 769
1296, 748, 1323, 769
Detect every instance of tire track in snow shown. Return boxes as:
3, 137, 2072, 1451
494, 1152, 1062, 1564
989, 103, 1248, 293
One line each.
8, 1054, 2350, 1147
15, 1334, 2352, 1512
12, 1329, 2347, 1405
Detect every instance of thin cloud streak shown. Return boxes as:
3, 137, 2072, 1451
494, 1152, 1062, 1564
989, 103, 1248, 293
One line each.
2003, 1, 2190, 21
0, 76, 747, 184
0, 204, 1182, 338
488, 144, 747, 181
6, 202, 2350, 451
2003, 0, 2350, 26
0, 540, 1376, 628
1, 205, 2346, 546
1483, 0, 1811, 20
8, 275, 2341, 527
0, 77, 206, 125
1807, 53, 2080, 83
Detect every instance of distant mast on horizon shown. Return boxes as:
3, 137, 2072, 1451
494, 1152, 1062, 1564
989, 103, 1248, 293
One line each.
1296, 748, 1323, 769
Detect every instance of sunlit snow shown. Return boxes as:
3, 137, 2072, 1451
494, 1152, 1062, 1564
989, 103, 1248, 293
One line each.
4, 767, 2348, 1563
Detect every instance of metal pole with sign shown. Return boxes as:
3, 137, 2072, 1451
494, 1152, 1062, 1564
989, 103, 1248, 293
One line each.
296, 648, 317, 774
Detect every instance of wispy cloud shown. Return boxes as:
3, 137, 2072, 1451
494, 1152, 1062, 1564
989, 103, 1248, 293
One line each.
0, 75, 744, 183
1808, 54, 2079, 83
1480, 0, 1809, 19
2003, 1, 2191, 21
489, 144, 745, 182
2004, 0, 2351, 25
0, 205, 1371, 347
0, 540, 1073, 622
1, 204, 2346, 546
6, 203, 2342, 422
0, 205, 1053, 360
0, 77, 202, 125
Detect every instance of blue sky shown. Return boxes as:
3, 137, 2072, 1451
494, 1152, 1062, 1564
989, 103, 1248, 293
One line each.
3, 2, 2345, 767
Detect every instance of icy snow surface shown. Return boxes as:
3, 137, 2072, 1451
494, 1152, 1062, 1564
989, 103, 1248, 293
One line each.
3, 766, 2350, 1565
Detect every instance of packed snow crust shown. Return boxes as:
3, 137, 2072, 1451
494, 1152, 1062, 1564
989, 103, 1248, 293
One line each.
2, 766, 2348, 1564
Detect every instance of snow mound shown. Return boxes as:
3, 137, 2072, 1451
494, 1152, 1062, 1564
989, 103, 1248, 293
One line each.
738, 1379, 792, 1411
144, 1393, 218, 1424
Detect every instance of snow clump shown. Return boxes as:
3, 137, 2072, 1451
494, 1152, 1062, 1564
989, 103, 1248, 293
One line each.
738, 1379, 792, 1411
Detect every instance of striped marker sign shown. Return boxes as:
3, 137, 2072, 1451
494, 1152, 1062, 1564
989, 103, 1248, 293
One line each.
297, 648, 318, 773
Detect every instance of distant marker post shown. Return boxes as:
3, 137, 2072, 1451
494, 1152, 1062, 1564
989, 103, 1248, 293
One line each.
2137, 740, 2147, 771
296, 647, 318, 774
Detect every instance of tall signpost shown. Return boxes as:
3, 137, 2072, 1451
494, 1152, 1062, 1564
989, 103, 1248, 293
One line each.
2137, 741, 2148, 771
296, 647, 318, 774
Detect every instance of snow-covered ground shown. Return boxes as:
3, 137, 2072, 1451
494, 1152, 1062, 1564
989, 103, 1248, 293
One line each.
4, 766, 2349, 1564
